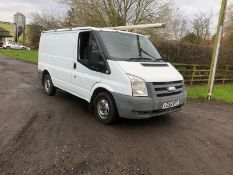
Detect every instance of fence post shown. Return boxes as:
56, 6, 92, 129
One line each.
222, 64, 229, 84
190, 65, 196, 85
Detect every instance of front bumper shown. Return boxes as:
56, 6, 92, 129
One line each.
112, 91, 186, 119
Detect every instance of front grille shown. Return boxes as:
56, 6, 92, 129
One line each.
157, 91, 182, 97
153, 81, 182, 86
152, 81, 183, 97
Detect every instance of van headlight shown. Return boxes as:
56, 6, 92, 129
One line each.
127, 74, 148, 97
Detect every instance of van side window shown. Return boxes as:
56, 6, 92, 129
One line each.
79, 32, 90, 60
79, 32, 99, 60
89, 33, 98, 52
78, 31, 103, 71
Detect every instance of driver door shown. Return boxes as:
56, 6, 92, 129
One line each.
72, 31, 102, 101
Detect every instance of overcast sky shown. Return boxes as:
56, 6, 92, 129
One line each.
0, 0, 68, 23
0, 0, 232, 30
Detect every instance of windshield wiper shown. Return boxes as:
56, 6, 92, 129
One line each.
140, 49, 156, 59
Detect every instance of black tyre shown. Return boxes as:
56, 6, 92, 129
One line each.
94, 92, 118, 124
22, 47, 26, 50
6, 46, 10, 49
43, 74, 56, 96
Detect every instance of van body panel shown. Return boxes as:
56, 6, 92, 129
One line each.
39, 32, 77, 92
72, 62, 101, 101
100, 60, 132, 96
116, 61, 183, 82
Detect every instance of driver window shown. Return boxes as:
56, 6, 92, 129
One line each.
89, 33, 98, 52
78, 31, 102, 71
78, 31, 99, 61
79, 31, 90, 61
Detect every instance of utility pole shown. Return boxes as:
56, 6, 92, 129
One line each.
207, 0, 227, 100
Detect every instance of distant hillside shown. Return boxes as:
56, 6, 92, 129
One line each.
0, 21, 14, 25
0, 23, 30, 45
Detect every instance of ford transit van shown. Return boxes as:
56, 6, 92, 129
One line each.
38, 27, 187, 124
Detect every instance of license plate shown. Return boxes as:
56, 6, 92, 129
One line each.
162, 100, 180, 109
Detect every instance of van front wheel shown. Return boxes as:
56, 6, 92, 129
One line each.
94, 92, 118, 124
43, 74, 56, 96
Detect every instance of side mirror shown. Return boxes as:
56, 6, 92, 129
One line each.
98, 60, 105, 69
90, 51, 106, 70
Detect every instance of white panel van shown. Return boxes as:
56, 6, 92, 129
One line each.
38, 27, 187, 124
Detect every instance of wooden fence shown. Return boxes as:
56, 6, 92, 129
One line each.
173, 63, 233, 85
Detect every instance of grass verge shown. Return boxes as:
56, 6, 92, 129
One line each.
0, 48, 38, 64
187, 84, 233, 103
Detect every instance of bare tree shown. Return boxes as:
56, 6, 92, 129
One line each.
191, 11, 213, 41
224, 4, 233, 36
221, 4, 233, 53
60, 0, 176, 28
168, 12, 189, 40
29, 10, 64, 48
30, 11, 62, 30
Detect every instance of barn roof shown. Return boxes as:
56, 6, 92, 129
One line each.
0, 27, 12, 37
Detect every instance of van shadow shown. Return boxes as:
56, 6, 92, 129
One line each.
116, 114, 174, 128
55, 89, 90, 112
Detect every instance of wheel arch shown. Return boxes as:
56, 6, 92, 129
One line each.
89, 84, 116, 108
89, 85, 119, 119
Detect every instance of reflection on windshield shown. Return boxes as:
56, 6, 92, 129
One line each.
99, 31, 162, 62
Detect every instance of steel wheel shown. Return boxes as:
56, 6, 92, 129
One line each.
97, 99, 110, 119
43, 74, 56, 96
45, 78, 51, 93
94, 92, 118, 124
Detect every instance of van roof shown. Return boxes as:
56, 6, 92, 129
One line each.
43, 27, 145, 37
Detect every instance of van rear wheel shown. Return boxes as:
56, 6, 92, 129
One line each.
94, 92, 118, 124
43, 74, 56, 96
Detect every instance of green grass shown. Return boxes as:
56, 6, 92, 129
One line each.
187, 84, 233, 103
0, 48, 38, 64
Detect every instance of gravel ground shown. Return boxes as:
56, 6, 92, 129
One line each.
0, 56, 233, 175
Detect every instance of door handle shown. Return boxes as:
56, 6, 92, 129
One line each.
73, 63, 77, 69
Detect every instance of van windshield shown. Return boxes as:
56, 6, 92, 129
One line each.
99, 31, 162, 62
